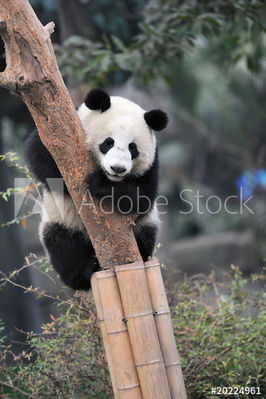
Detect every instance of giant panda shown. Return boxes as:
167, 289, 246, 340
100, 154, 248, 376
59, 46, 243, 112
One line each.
25, 88, 168, 290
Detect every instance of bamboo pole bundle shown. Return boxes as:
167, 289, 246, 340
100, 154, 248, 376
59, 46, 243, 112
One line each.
115, 261, 171, 399
144, 259, 187, 399
91, 270, 143, 399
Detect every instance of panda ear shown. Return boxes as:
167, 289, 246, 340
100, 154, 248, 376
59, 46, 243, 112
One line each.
144, 109, 168, 131
84, 88, 111, 113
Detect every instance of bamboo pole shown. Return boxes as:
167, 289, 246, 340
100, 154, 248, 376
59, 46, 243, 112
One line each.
144, 259, 187, 399
91, 273, 119, 399
91, 270, 143, 399
115, 261, 171, 399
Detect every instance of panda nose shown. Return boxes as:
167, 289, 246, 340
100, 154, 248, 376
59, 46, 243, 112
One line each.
111, 166, 126, 174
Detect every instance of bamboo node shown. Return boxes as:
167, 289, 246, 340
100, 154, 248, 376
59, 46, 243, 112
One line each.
153, 310, 171, 316
144, 259, 160, 268
117, 383, 141, 391
125, 310, 153, 319
107, 328, 128, 336
96, 269, 115, 279
165, 361, 181, 367
115, 261, 144, 272
135, 359, 164, 367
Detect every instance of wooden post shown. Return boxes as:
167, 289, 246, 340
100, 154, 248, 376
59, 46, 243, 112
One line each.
0, 2, 187, 398
145, 259, 187, 399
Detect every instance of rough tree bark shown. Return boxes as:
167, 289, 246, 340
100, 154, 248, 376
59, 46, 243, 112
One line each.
0, 0, 142, 269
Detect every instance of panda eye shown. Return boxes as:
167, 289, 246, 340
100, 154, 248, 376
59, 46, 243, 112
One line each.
105, 137, 114, 147
128, 142, 139, 159
129, 142, 136, 150
99, 137, 114, 154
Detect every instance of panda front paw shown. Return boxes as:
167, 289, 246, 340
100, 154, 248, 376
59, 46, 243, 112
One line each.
85, 169, 110, 197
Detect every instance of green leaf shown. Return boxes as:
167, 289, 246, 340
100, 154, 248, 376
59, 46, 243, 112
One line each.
111, 35, 126, 51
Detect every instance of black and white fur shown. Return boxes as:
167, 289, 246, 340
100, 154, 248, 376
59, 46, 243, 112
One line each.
25, 89, 168, 290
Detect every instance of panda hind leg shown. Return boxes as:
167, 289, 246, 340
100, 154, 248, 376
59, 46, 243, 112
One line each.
42, 222, 99, 290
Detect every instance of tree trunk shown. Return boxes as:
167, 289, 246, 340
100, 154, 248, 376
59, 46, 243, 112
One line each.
0, 0, 141, 269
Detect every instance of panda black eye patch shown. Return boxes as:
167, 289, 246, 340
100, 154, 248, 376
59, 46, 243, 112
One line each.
99, 137, 114, 154
129, 142, 139, 159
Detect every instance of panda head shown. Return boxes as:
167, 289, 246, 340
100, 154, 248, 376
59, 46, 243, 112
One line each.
78, 88, 168, 181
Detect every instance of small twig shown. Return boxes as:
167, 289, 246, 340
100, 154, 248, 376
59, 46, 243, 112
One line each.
0, 380, 38, 399
0, 270, 91, 313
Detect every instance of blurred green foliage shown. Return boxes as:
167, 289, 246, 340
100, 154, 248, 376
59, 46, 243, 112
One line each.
54, 0, 266, 85
0, 262, 264, 399
159, 48, 266, 244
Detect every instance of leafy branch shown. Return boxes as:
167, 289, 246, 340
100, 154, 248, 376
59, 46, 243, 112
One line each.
54, 0, 266, 84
